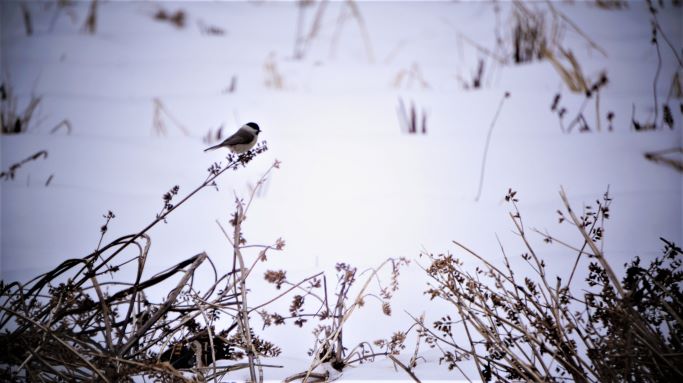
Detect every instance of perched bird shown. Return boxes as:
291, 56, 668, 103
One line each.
204, 122, 261, 153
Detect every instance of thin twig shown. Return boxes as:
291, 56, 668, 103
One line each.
388, 354, 422, 383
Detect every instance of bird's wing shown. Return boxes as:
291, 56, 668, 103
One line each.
222, 129, 255, 146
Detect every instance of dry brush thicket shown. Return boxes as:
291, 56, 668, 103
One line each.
417, 188, 682, 382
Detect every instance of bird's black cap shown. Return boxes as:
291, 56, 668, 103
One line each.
246, 122, 260, 131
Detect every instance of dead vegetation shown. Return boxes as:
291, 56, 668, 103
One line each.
153, 6, 187, 29
417, 188, 683, 382
258, 257, 411, 382
396, 98, 428, 135
0, 144, 417, 382
264, 53, 285, 90
152, 98, 190, 137
0, 150, 48, 182
392, 63, 430, 90
0, 83, 41, 135
644, 147, 683, 172
81, 0, 98, 34
292, 0, 374, 62
0, 144, 272, 382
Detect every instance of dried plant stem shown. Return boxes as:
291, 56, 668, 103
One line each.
543, 0, 607, 57
595, 91, 601, 132
89, 272, 114, 350
456, 31, 507, 65
234, 221, 260, 382
21, 4, 32, 35
388, 354, 421, 383
196, 300, 218, 383
644, 147, 683, 172
655, 23, 683, 68
558, 187, 624, 297
475, 92, 509, 201
346, 0, 374, 63
653, 38, 662, 128
220, 162, 280, 383
119, 253, 208, 355
284, 371, 329, 383
105, 356, 190, 381
250, 272, 325, 313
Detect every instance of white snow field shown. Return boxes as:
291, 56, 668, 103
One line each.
1, 0, 681, 381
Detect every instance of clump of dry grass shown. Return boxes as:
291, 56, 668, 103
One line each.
0, 83, 42, 135
396, 98, 428, 135
511, 4, 547, 64
417, 188, 683, 382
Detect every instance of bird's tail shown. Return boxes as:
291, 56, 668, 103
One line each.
203, 144, 222, 152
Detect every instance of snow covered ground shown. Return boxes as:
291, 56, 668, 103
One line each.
1, 0, 681, 381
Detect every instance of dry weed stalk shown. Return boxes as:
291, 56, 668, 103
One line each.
264, 53, 285, 89
0, 150, 48, 181
550, 72, 609, 133
197, 20, 225, 36
542, 1, 607, 58
594, 0, 629, 10
50, 119, 73, 135
20, 3, 33, 36
644, 147, 683, 172
475, 92, 510, 202
152, 98, 190, 137
543, 47, 589, 94
222, 75, 238, 94
0, 144, 283, 381
259, 257, 409, 382
393, 63, 430, 90
292, 0, 373, 63
81, 0, 98, 34
418, 188, 683, 382
293, 0, 328, 60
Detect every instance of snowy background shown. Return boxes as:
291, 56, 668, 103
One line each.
1, 0, 682, 381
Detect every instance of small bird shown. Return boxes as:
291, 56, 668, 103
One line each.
204, 122, 261, 153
